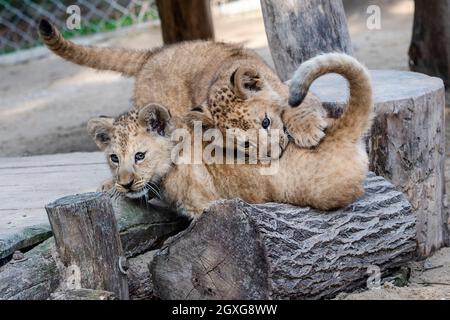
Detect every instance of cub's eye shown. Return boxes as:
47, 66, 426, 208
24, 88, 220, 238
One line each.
110, 154, 119, 164
262, 115, 271, 129
135, 152, 146, 163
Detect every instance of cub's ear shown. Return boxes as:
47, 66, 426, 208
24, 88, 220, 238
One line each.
231, 66, 263, 100
138, 103, 173, 136
184, 104, 215, 129
87, 117, 114, 150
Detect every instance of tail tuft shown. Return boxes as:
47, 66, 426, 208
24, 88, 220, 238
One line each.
288, 53, 373, 142
38, 19, 54, 37
288, 89, 307, 107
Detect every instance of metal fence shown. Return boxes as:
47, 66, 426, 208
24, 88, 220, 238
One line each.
0, 0, 159, 54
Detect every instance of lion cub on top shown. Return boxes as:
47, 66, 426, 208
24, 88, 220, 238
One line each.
38, 19, 327, 156
86, 53, 373, 218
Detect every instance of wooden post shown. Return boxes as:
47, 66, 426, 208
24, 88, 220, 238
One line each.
260, 0, 353, 81
156, 0, 214, 44
1, 195, 188, 300
409, 0, 450, 87
45, 193, 129, 300
150, 174, 416, 300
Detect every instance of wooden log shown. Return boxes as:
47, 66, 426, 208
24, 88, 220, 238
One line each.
150, 173, 416, 300
50, 289, 116, 300
156, 0, 214, 44
309, 70, 448, 257
0, 238, 160, 300
45, 193, 129, 299
0, 238, 60, 300
0, 196, 188, 300
409, 0, 450, 87
260, 0, 353, 81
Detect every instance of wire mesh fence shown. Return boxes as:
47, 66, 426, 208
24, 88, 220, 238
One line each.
0, 0, 160, 54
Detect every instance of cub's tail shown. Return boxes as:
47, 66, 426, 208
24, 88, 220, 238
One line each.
289, 53, 373, 142
38, 19, 152, 77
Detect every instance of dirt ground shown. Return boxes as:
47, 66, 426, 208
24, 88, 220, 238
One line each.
0, 0, 449, 299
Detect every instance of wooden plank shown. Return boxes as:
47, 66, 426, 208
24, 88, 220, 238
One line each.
0, 152, 109, 260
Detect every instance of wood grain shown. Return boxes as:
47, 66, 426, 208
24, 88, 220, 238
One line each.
46, 193, 129, 300
156, 0, 214, 44
260, 0, 353, 81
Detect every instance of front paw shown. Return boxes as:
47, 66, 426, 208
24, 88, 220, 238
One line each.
286, 112, 327, 148
97, 178, 115, 193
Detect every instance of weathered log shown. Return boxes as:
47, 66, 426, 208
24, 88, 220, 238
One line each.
156, 0, 214, 44
0, 238, 60, 300
0, 197, 188, 300
309, 70, 448, 257
260, 0, 353, 81
409, 0, 450, 87
50, 289, 116, 300
45, 193, 129, 299
150, 173, 416, 300
127, 250, 158, 300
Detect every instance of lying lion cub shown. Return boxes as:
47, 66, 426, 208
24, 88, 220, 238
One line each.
87, 53, 373, 218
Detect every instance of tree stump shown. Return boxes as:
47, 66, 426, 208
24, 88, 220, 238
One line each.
156, 0, 214, 44
150, 173, 416, 300
409, 0, 450, 87
45, 193, 129, 300
309, 70, 448, 257
260, 0, 353, 81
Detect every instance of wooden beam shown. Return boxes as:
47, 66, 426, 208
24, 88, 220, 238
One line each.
156, 0, 214, 44
260, 0, 353, 81
45, 193, 129, 300
409, 0, 450, 87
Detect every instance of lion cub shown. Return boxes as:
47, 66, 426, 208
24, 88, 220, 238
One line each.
39, 19, 327, 154
87, 53, 373, 218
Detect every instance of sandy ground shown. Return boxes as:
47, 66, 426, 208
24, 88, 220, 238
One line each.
0, 0, 449, 299
337, 248, 450, 300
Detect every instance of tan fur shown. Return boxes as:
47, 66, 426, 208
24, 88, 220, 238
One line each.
87, 53, 373, 219
39, 19, 327, 152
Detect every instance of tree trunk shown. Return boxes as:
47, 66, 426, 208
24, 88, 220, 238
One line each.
45, 193, 129, 300
156, 0, 214, 44
409, 0, 450, 87
260, 0, 353, 81
150, 173, 416, 300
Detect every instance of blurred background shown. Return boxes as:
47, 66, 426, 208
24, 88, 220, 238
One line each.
0, 0, 421, 157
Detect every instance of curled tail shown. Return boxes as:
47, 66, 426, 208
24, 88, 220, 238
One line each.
38, 19, 153, 77
289, 53, 373, 142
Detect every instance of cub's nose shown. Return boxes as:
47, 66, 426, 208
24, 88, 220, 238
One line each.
120, 179, 134, 191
